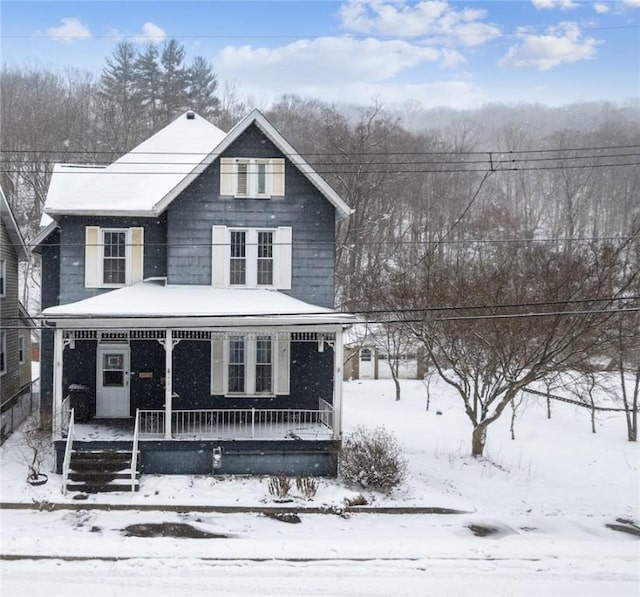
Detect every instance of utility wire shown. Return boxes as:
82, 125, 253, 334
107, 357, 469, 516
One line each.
3, 144, 639, 157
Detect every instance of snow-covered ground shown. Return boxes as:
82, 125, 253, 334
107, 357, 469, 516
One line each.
1, 379, 639, 596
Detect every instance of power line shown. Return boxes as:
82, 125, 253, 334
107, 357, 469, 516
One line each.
27, 235, 640, 248
3, 161, 639, 176
4, 296, 639, 325
2, 144, 639, 157
2, 22, 638, 41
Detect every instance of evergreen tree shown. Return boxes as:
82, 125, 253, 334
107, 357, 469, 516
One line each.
98, 41, 144, 149
159, 39, 190, 119
188, 55, 220, 120
134, 43, 162, 130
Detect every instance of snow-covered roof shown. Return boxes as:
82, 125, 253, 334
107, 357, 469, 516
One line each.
41, 281, 355, 328
43, 109, 353, 220
44, 112, 226, 217
0, 185, 29, 261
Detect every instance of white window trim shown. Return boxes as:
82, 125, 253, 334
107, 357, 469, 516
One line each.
18, 335, 25, 364
221, 158, 284, 199
224, 335, 275, 397
0, 259, 6, 297
227, 228, 276, 288
0, 330, 6, 375
86, 226, 144, 289
99, 228, 130, 288
211, 334, 290, 397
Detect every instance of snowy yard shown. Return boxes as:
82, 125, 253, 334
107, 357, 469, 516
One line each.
1, 379, 639, 596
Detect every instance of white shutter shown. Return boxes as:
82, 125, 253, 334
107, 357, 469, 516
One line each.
211, 336, 225, 395
271, 159, 285, 196
212, 225, 227, 287
220, 158, 235, 196
129, 227, 144, 283
275, 227, 292, 290
85, 226, 100, 288
275, 335, 290, 395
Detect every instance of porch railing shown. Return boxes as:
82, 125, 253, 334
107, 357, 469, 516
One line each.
60, 395, 71, 439
131, 410, 140, 493
137, 403, 334, 440
61, 408, 75, 496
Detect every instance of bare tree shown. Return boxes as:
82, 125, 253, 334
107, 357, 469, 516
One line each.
389, 237, 631, 458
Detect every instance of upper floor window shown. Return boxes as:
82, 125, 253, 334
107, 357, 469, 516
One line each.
212, 226, 291, 289
18, 335, 25, 364
0, 259, 6, 297
220, 158, 285, 198
85, 226, 144, 289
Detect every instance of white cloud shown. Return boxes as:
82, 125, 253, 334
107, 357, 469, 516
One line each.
531, 0, 579, 9
622, 0, 640, 6
46, 17, 91, 43
131, 22, 167, 44
499, 22, 599, 70
338, 0, 500, 46
215, 36, 481, 109
593, 3, 610, 13
217, 37, 457, 86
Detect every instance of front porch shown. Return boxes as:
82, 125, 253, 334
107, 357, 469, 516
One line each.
62, 401, 335, 442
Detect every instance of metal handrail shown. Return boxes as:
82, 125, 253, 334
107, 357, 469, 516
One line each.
61, 408, 75, 496
131, 409, 140, 493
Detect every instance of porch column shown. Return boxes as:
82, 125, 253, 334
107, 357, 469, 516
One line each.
164, 329, 173, 440
333, 327, 344, 440
52, 328, 64, 440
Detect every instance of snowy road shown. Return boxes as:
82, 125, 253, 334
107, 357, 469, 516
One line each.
1, 509, 638, 596
3, 556, 638, 597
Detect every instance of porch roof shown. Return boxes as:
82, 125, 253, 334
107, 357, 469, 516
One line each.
41, 281, 355, 328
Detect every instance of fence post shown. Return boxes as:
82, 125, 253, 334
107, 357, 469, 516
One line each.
251, 408, 255, 438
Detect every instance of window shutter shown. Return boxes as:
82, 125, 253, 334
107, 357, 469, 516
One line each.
275, 336, 290, 395
271, 159, 285, 196
129, 227, 144, 284
211, 336, 225, 395
275, 227, 292, 290
85, 226, 100, 288
212, 226, 227, 287
220, 158, 234, 195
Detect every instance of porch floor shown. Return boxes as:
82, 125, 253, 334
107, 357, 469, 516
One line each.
71, 419, 333, 442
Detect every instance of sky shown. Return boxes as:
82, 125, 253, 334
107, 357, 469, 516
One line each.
1, 0, 639, 110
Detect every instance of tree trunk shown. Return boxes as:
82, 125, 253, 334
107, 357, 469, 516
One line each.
471, 425, 487, 457
391, 365, 401, 401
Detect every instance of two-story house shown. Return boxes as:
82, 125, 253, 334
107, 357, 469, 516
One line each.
35, 110, 353, 489
1, 186, 33, 435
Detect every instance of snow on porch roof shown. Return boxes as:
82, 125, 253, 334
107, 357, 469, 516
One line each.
41, 281, 355, 327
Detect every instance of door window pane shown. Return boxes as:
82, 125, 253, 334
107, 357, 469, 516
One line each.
102, 353, 125, 387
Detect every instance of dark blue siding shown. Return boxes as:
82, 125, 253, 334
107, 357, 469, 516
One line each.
57, 215, 167, 305
166, 124, 336, 308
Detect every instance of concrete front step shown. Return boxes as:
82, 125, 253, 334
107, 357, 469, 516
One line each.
66, 448, 140, 493
67, 481, 140, 493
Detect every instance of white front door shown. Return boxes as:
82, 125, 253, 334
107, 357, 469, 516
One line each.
96, 346, 130, 418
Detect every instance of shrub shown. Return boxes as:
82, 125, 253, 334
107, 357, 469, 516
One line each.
295, 476, 318, 499
267, 475, 292, 500
339, 426, 407, 492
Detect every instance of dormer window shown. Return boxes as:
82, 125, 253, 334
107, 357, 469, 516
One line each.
220, 158, 285, 198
